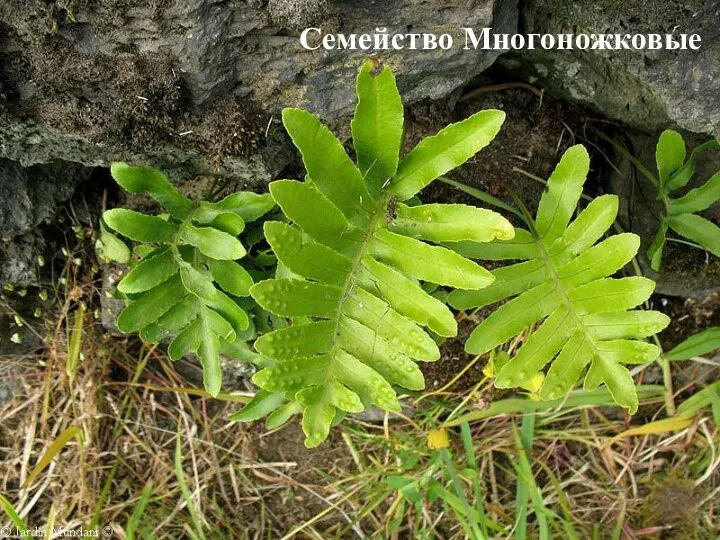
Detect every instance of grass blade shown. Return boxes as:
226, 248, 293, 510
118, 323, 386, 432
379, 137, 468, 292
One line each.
439, 176, 526, 222
23, 426, 83, 489
126, 481, 154, 540
66, 303, 86, 381
460, 422, 490, 538
446, 386, 665, 427
439, 448, 486, 539
175, 431, 207, 540
0, 493, 28, 529
513, 414, 534, 540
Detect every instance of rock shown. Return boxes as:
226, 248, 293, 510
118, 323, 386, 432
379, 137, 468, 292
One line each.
0, 287, 45, 359
0, 158, 93, 285
100, 265, 125, 336
0, 363, 25, 406
0, 232, 45, 286
501, 0, 720, 138
0, 159, 91, 238
267, 0, 333, 31
0, 0, 517, 175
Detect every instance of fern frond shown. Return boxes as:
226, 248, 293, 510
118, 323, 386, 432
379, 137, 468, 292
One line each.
643, 131, 720, 269
242, 60, 513, 447
101, 163, 275, 396
449, 145, 670, 413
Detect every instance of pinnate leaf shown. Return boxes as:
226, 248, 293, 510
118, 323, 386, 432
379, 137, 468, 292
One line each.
246, 63, 508, 446
451, 145, 669, 413
642, 132, 720, 269
103, 164, 263, 397
389, 109, 505, 201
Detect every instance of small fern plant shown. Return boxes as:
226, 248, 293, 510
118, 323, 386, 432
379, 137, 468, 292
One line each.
234, 60, 514, 447
449, 145, 671, 413
99, 163, 275, 395
625, 130, 720, 270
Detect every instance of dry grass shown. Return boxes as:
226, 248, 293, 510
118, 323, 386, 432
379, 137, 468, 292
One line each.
0, 249, 719, 539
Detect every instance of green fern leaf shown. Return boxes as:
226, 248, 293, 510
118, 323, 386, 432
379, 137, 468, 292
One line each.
449, 145, 670, 413
102, 163, 275, 396
243, 59, 512, 447
644, 131, 720, 269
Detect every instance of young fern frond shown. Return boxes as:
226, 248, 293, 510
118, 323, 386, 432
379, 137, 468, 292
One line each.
449, 145, 670, 413
100, 163, 275, 396
645, 130, 720, 269
239, 60, 514, 447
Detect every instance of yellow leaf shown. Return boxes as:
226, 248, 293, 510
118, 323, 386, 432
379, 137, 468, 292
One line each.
427, 428, 449, 449
521, 372, 545, 393
23, 426, 84, 488
607, 413, 694, 446
482, 357, 495, 379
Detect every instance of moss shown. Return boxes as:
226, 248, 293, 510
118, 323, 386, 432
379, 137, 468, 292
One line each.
641, 472, 705, 537
178, 96, 267, 162
0, 12, 268, 168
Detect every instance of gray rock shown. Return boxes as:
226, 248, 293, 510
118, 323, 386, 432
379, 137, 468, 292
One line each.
501, 0, 720, 138
0, 288, 45, 359
0, 158, 93, 285
0, 158, 91, 237
0, 362, 25, 406
0, 232, 45, 286
267, 0, 332, 31
0, 0, 517, 174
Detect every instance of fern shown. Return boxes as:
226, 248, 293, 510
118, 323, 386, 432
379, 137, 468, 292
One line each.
449, 145, 671, 413
644, 130, 720, 270
236, 60, 514, 447
100, 163, 275, 396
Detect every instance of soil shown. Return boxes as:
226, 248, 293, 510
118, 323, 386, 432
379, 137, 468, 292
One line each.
246, 422, 354, 527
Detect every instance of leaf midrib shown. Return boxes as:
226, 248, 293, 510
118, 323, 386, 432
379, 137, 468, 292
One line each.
323, 196, 392, 384
534, 232, 601, 380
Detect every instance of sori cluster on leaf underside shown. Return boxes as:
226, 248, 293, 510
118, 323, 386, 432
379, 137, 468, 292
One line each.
449, 145, 671, 413
643, 130, 720, 270
236, 59, 514, 447
99, 163, 275, 396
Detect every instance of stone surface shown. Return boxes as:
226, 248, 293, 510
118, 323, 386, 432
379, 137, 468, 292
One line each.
3, 0, 720, 302
0, 0, 517, 175
0, 158, 93, 285
0, 159, 91, 237
0, 232, 45, 286
501, 0, 720, 138
0, 287, 45, 359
